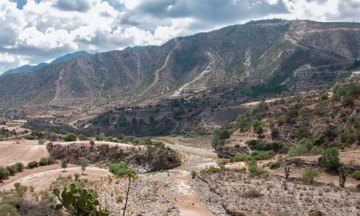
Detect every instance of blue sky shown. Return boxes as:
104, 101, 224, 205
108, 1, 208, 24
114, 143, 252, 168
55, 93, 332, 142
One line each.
1, 0, 360, 72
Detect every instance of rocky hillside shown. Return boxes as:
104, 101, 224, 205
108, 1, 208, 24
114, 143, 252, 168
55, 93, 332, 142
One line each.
213, 81, 360, 160
1, 20, 360, 108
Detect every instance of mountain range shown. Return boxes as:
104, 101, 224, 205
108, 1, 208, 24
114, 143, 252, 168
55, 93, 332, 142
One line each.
1, 19, 360, 109
2, 51, 91, 75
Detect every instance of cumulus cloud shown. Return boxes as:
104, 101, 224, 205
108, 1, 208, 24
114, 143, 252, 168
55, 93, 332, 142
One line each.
0, 0, 360, 72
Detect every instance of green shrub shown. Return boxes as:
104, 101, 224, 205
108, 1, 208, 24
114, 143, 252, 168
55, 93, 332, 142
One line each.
123, 136, 136, 143
105, 136, 116, 142
248, 159, 267, 176
191, 170, 197, 179
0, 203, 19, 216
288, 138, 321, 157
63, 133, 77, 142
251, 151, 275, 160
268, 161, 281, 170
352, 170, 360, 180
78, 134, 88, 141
255, 126, 264, 136
319, 147, 341, 171
39, 157, 54, 166
49, 132, 58, 141
27, 161, 39, 169
302, 169, 319, 185
237, 113, 251, 132
95, 133, 106, 141
14, 183, 27, 197
248, 140, 284, 153
108, 163, 134, 177
206, 166, 222, 173
0, 166, 9, 180
212, 128, 230, 149
234, 153, 252, 162
234, 151, 275, 162
24, 135, 35, 140
6, 166, 16, 176
116, 195, 123, 203
14, 163, 24, 172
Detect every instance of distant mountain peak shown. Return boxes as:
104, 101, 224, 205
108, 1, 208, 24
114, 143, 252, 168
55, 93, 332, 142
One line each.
1, 51, 92, 76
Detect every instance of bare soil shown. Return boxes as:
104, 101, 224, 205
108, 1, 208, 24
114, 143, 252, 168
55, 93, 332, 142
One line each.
0, 140, 49, 166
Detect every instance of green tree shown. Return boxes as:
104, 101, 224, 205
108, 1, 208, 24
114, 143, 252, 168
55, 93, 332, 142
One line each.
64, 133, 77, 142
108, 163, 137, 216
81, 159, 89, 175
319, 147, 341, 171
61, 159, 68, 172
212, 128, 230, 149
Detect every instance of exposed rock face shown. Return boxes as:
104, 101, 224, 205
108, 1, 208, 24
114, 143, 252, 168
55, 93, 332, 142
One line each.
46, 142, 181, 172
1, 20, 360, 108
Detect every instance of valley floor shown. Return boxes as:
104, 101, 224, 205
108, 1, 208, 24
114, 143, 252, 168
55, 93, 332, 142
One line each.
0, 135, 359, 215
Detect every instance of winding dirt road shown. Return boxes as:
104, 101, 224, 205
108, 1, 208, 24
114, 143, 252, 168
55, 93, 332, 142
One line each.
139, 39, 180, 97
163, 141, 221, 216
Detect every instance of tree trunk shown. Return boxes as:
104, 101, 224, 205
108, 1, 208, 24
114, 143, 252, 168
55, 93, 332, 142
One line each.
123, 176, 132, 216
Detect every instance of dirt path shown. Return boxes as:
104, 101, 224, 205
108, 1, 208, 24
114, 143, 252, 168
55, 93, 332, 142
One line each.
139, 39, 180, 97
165, 142, 218, 159
50, 68, 65, 104
172, 52, 215, 97
163, 141, 221, 216
0, 165, 111, 192
162, 171, 215, 216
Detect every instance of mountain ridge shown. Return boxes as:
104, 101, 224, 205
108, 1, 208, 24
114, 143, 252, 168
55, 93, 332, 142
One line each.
2, 51, 91, 75
0, 19, 360, 109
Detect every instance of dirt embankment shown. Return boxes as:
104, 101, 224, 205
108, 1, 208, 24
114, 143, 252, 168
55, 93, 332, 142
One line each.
46, 142, 181, 172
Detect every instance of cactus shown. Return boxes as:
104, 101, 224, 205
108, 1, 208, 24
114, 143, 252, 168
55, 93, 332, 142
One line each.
285, 165, 291, 181
53, 184, 109, 215
338, 167, 346, 188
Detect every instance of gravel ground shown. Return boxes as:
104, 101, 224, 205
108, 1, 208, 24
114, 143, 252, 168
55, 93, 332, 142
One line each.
196, 170, 360, 216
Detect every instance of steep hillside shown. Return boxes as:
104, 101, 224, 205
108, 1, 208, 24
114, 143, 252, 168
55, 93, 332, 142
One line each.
212, 81, 360, 159
1, 20, 360, 110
